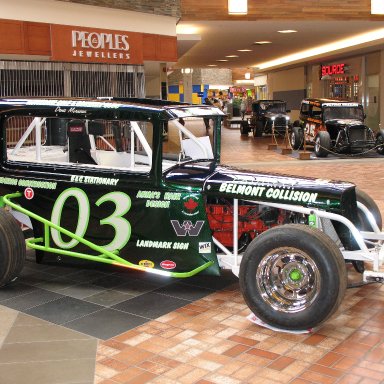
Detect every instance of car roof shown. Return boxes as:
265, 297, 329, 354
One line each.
302, 98, 363, 107
0, 96, 225, 120
253, 99, 285, 103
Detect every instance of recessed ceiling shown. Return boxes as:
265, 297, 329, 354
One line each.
176, 20, 384, 73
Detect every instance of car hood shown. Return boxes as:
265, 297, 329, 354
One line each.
164, 162, 357, 216
265, 112, 287, 118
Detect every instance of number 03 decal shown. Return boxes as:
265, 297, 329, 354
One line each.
51, 188, 131, 251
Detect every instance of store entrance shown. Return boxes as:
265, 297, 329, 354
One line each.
323, 75, 359, 101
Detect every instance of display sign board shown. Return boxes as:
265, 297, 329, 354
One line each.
320, 63, 348, 79
51, 24, 143, 65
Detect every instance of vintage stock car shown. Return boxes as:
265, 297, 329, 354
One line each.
291, 98, 384, 157
240, 99, 291, 137
0, 97, 383, 331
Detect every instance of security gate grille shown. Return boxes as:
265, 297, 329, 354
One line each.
0, 61, 145, 98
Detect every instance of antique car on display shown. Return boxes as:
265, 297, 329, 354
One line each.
240, 99, 291, 138
0, 97, 383, 332
291, 98, 384, 157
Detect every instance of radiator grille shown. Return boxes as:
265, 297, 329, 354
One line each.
348, 125, 366, 142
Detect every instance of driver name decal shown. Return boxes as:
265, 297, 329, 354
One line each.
219, 183, 318, 203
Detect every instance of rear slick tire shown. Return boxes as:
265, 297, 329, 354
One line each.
239, 224, 347, 331
0, 209, 26, 286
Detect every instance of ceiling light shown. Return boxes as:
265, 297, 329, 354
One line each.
277, 30, 297, 34
228, 0, 247, 15
245, 72, 251, 80
235, 80, 253, 84
176, 24, 200, 34
371, 0, 384, 14
207, 64, 217, 67
237, 49, 253, 52
253, 28, 384, 70
216, 59, 229, 62
181, 68, 193, 74
225, 55, 239, 58
253, 41, 272, 45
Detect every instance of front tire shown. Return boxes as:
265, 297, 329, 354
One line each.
0, 209, 26, 286
253, 121, 263, 138
239, 224, 347, 331
290, 126, 303, 150
314, 131, 331, 157
240, 121, 249, 135
375, 129, 384, 155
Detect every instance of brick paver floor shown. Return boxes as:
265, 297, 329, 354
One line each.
95, 127, 384, 384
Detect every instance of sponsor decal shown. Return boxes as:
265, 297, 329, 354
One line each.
69, 124, 84, 132
322, 103, 359, 107
139, 260, 154, 268
160, 260, 176, 270
218, 183, 318, 203
199, 242, 211, 254
164, 192, 182, 201
146, 200, 170, 208
24, 187, 34, 200
137, 191, 161, 199
26, 99, 121, 109
182, 195, 199, 216
0, 177, 57, 190
136, 190, 181, 209
136, 240, 189, 250
70, 175, 119, 186
171, 220, 204, 237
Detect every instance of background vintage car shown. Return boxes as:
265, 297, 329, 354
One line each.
240, 99, 291, 138
291, 98, 384, 157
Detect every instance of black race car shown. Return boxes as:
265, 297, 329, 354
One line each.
291, 98, 384, 157
240, 99, 291, 137
0, 96, 383, 332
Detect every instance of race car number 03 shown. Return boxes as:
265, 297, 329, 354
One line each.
51, 188, 131, 250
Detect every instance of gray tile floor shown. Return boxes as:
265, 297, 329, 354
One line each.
0, 307, 97, 384
0, 250, 238, 340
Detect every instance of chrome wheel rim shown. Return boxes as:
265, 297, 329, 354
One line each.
314, 137, 320, 153
256, 248, 320, 313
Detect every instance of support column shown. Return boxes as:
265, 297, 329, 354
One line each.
182, 68, 193, 103
380, 50, 384, 128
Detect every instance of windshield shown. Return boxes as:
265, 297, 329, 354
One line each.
323, 106, 364, 121
162, 116, 218, 172
259, 102, 286, 113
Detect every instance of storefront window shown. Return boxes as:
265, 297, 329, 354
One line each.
0, 61, 145, 98
325, 75, 359, 101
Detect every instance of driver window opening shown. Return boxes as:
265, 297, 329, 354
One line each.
5, 116, 153, 173
162, 116, 214, 171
